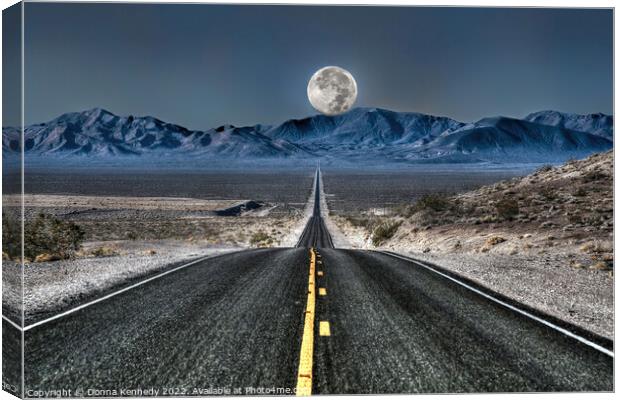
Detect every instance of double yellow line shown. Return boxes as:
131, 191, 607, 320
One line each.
296, 248, 317, 396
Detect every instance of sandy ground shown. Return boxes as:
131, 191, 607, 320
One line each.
4, 194, 241, 211
279, 172, 316, 247
319, 172, 352, 249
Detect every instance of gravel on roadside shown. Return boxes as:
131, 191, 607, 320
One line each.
3, 240, 240, 324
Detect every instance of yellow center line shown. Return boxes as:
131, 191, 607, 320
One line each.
317, 271, 324, 277
319, 288, 327, 296
296, 248, 316, 396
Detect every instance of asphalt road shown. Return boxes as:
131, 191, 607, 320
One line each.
24, 248, 309, 395
296, 169, 333, 249
312, 249, 613, 393
4, 168, 613, 395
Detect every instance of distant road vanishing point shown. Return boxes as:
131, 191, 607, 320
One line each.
3, 169, 613, 396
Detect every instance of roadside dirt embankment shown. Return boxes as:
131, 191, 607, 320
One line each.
331, 151, 614, 339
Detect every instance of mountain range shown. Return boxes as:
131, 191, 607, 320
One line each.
2, 107, 613, 164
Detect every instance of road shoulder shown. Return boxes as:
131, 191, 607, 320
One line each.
4, 241, 240, 325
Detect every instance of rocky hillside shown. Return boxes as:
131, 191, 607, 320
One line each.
338, 150, 613, 271
329, 150, 614, 338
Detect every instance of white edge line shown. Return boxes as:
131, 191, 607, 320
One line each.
8, 253, 224, 332
380, 251, 614, 358
2, 315, 23, 331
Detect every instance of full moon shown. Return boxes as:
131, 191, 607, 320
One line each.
307, 66, 357, 116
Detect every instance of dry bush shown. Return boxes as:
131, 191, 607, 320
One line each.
582, 170, 609, 183
2, 212, 20, 260
495, 198, 519, 221
485, 236, 506, 246
480, 236, 506, 253
413, 194, 454, 213
250, 230, 272, 246
590, 261, 611, 271
23, 213, 84, 261
536, 164, 554, 174
539, 187, 557, 201
371, 220, 402, 246
573, 187, 587, 197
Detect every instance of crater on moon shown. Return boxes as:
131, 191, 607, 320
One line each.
307, 66, 357, 116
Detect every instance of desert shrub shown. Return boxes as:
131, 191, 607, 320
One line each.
2, 212, 21, 260
573, 187, 587, 197
590, 261, 611, 271
567, 213, 583, 224
23, 213, 84, 261
582, 170, 609, 183
413, 194, 453, 213
371, 220, 402, 246
536, 164, 553, 174
250, 230, 272, 246
580, 241, 612, 254
481, 236, 506, 251
485, 236, 506, 246
539, 187, 557, 200
495, 198, 519, 220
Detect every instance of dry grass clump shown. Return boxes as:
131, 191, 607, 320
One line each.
486, 236, 506, 246
480, 236, 507, 253
580, 241, 612, 254
34, 253, 62, 263
371, 220, 402, 246
590, 261, 611, 271
578, 240, 614, 271
250, 230, 273, 247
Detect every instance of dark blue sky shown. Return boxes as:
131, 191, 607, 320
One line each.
17, 3, 613, 129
